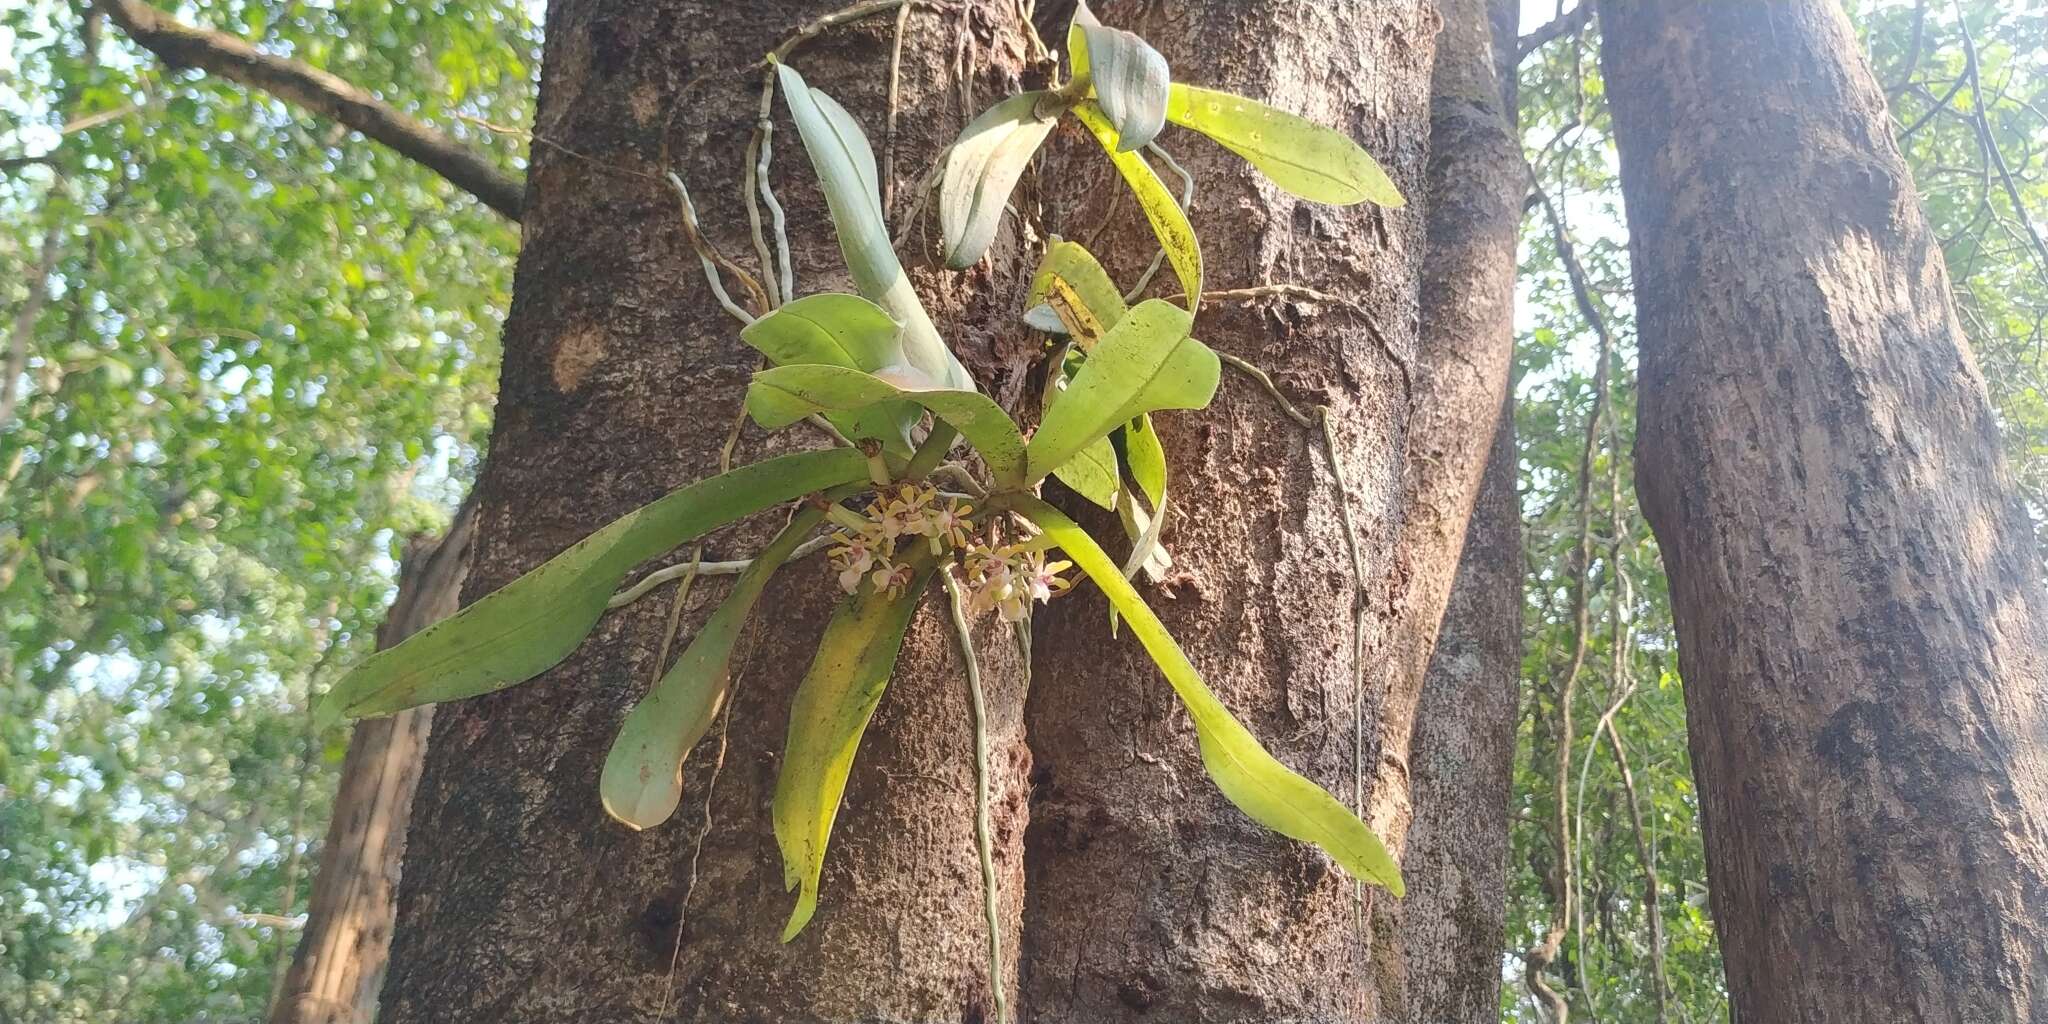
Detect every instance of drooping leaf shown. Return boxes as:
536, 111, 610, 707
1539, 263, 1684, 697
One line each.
1016, 496, 1403, 895
1026, 239, 1128, 347
1067, 18, 1169, 152
940, 91, 1062, 268
740, 293, 920, 452
1122, 413, 1168, 509
1026, 299, 1217, 481
600, 504, 828, 830
1072, 101, 1202, 308
1052, 436, 1121, 510
777, 62, 975, 391
317, 448, 868, 722
746, 363, 1027, 486
774, 557, 937, 941
1165, 84, 1405, 207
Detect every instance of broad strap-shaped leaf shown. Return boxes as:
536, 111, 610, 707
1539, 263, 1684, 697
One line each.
1025, 239, 1128, 347
741, 293, 919, 452
1051, 435, 1120, 510
1072, 102, 1201, 310
317, 448, 869, 722
774, 557, 937, 941
1016, 496, 1403, 895
940, 92, 1061, 269
1026, 299, 1217, 481
600, 504, 828, 831
1166, 84, 1405, 208
1068, 18, 1169, 152
747, 363, 1026, 487
777, 62, 975, 391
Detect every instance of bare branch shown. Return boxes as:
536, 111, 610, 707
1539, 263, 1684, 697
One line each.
1953, 2, 2048, 289
1519, 3, 1592, 61
94, 0, 524, 219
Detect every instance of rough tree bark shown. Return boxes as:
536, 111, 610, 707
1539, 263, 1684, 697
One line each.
270, 507, 474, 1024
1381, 0, 1523, 1021
1599, 2, 2048, 1021
1020, 2, 1460, 1021
377, 4, 1035, 1021
1391, 402, 1518, 1024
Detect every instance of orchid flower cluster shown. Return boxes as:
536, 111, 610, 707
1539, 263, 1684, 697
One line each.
825, 483, 1071, 618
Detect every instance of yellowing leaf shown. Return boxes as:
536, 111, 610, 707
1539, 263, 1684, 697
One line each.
940, 92, 1061, 268
318, 448, 868, 723
1166, 84, 1405, 207
1072, 101, 1202, 308
1016, 495, 1403, 895
1026, 239, 1128, 347
600, 504, 827, 831
774, 557, 936, 941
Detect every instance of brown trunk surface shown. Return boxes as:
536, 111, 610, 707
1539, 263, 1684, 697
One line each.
1599, 2, 2048, 1021
1379, 0, 1522, 1020
379, 4, 1033, 1021
270, 510, 473, 1024
1389, 400, 1518, 1024
1019, 3, 1444, 1021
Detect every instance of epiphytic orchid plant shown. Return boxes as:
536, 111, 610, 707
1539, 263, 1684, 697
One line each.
320, 5, 1407, 947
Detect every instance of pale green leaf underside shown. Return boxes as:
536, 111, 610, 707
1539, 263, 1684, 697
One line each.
1070, 21, 1169, 152
940, 91, 1060, 269
747, 363, 1026, 486
778, 62, 975, 391
1072, 102, 1202, 309
1166, 84, 1405, 208
1017, 496, 1404, 896
1027, 299, 1217, 481
1124, 413, 1168, 509
318, 448, 869, 723
774, 558, 936, 941
740, 293, 919, 453
600, 505, 826, 831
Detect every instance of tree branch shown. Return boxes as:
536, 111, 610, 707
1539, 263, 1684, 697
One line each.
94, 0, 525, 220
1519, 3, 1592, 61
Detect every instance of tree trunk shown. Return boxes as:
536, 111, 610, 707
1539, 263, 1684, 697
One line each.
1389, 399, 1519, 1024
1599, 2, 2048, 1021
378, 4, 1032, 1021
270, 507, 474, 1024
1381, 0, 1523, 1020
1020, 3, 1450, 1020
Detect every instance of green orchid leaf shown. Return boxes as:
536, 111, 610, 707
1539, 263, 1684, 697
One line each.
777, 62, 975, 391
1072, 102, 1202, 309
746, 364, 1026, 486
1166, 84, 1404, 208
774, 557, 937, 941
940, 91, 1062, 269
600, 504, 827, 831
1026, 299, 1217, 481
1122, 413, 1168, 509
1016, 495, 1403, 895
318, 448, 869, 723
1068, 19, 1170, 152
740, 293, 919, 452
1026, 239, 1129, 347
1052, 435, 1121, 510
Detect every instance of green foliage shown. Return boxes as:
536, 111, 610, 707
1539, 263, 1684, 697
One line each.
1026, 299, 1216, 480
772, 553, 938, 942
0, 0, 532, 1016
602, 503, 832, 832
1165, 84, 1406, 207
745, 362, 1027, 486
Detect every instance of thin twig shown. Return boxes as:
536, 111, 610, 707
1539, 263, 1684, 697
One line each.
1217, 352, 1316, 429
666, 170, 767, 324
1954, 2, 2048, 289
608, 535, 834, 609
883, 1, 914, 217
